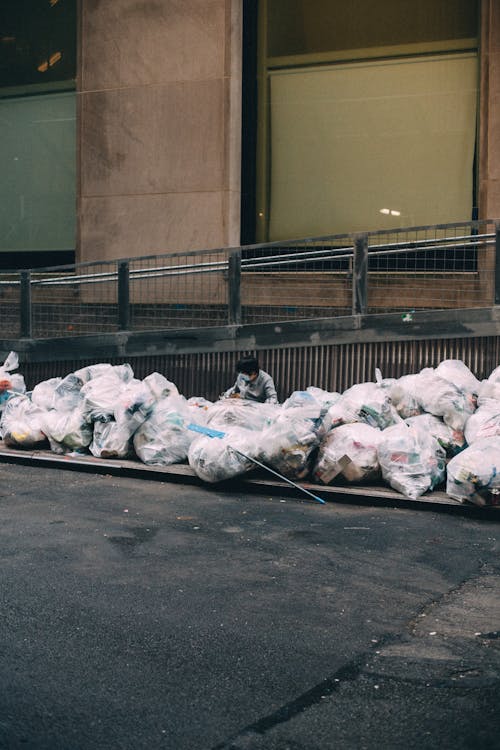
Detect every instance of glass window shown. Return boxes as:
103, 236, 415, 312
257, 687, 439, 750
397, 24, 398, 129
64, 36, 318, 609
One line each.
255, 0, 479, 241
0, 0, 76, 266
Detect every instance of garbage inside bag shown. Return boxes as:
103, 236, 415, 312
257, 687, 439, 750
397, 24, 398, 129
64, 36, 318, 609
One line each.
81, 371, 129, 422
133, 395, 195, 466
327, 382, 401, 430
188, 428, 258, 483
435, 359, 480, 402
205, 398, 278, 431
377, 421, 446, 499
446, 437, 500, 506
305, 386, 341, 409
143, 372, 179, 401
0, 394, 47, 449
113, 380, 155, 433
389, 374, 424, 419
282, 390, 319, 409
408, 367, 475, 431
0, 350, 26, 397
259, 407, 323, 480
464, 400, 500, 445
40, 407, 93, 454
73, 363, 114, 383
89, 420, 133, 459
314, 423, 383, 485
53, 373, 84, 411
31, 377, 63, 410
405, 413, 465, 457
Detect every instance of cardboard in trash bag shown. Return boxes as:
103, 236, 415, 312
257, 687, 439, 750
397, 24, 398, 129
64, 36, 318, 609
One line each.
314, 423, 383, 484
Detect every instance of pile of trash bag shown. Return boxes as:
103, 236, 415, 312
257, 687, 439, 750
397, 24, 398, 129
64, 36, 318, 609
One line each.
1, 351, 500, 506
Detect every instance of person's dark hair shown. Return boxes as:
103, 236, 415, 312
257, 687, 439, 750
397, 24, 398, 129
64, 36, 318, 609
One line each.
236, 356, 259, 375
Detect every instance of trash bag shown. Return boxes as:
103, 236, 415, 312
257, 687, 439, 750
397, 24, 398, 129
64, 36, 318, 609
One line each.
282, 390, 319, 409
53, 373, 84, 411
389, 374, 424, 419
0, 394, 47, 449
446, 437, 500, 506
406, 368, 475, 431
89, 420, 133, 459
31, 377, 63, 410
305, 386, 341, 409
205, 398, 278, 432
143, 372, 179, 401
133, 395, 195, 465
327, 382, 401, 430
464, 400, 500, 445
314, 423, 383, 484
113, 380, 156, 434
0, 350, 26, 396
259, 407, 323, 480
405, 413, 465, 457
40, 407, 93, 454
81, 371, 128, 422
188, 428, 258, 483
377, 421, 446, 499
435, 359, 480, 401
73, 363, 114, 383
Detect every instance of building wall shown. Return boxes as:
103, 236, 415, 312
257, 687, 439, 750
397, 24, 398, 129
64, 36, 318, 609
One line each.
77, 0, 242, 263
479, 0, 500, 220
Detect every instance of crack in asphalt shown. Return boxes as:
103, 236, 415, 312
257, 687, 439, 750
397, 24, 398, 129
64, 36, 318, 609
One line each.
210, 633, 399, 750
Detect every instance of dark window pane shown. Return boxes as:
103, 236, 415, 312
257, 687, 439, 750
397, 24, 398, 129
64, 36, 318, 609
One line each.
0, 0, 76, 89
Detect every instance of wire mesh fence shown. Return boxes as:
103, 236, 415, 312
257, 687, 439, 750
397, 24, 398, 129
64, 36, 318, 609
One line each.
0, 219, 498, 339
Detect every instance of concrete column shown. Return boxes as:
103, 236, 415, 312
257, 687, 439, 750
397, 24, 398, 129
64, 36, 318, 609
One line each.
77, 0, 242, 263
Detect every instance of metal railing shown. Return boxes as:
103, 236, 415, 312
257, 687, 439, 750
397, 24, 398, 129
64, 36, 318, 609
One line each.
0, 219, 498, 340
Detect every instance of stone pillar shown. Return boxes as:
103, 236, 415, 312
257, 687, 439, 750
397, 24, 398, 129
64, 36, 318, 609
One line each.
77, 0, 242, 263
479, 0, 500, 220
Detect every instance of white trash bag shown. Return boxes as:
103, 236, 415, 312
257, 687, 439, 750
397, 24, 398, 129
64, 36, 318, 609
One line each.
377, 421, 446, 499
446, 437, 500, 506
313, 423, 383, 485
406, 413, 465, 457
0, 394, 47, 449
133, 395, 195, 466
188, 427, 258, 483
40, 407, 93, 455
259, 407, 323, 480
464, 400, 500, 445
206, 398, 278, 432
327, 381, 401, 430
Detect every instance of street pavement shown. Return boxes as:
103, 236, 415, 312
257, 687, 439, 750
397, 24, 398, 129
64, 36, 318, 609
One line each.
0, 462, 499, 750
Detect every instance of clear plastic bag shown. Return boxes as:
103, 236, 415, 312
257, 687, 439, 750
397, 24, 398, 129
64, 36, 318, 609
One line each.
31, 377, 63, 410
314, 423, 383, 484
406, 413, 465, 457
188, 428, 258, 483
81, 372, 128, 422
435, 359, 480, 399
377, 421, 446, 499
0, 351, 26, 396
205, 399, 278, 432
40, 407, 93, 454
89, 420, 133, 459
327, 382, 401, 430
259, 408, 322, 479
143, 372, 179, 401
133, 395, 195, 465
0, 394, 47, 449
464, 400, 500, 445
446, 437, 500, 506
410, 368, 475, 432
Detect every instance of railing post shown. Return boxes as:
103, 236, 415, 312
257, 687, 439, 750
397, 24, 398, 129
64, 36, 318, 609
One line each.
118, 261, 130, 330
228, 249, 242, 325
352, 233, 368, 315
495, 223, 500, 306
20, 270, 32, 338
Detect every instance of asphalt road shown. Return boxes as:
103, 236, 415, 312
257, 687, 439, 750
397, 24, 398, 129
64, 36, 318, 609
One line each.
0, 463, 499, 750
